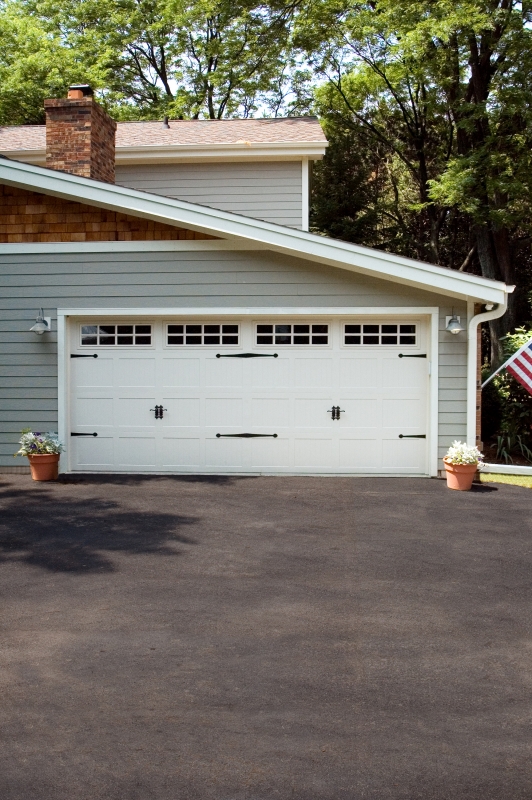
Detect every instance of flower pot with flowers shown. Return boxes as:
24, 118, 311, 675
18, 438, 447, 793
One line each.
443, 441, 483, 491
14, 429, 64, 481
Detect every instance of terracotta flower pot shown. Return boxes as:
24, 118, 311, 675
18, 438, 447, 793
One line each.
443, 457, 478, 491
27, 453, 60, 481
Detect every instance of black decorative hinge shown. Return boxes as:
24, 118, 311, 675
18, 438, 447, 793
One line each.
150, 405, 167, 419
398, 353, 426, 358
398, 434, 426, 439
216, 433, 278, 438
71, 432, 98, 437
71, 354, 98, 358
216, 353, 278, 358
328, 406, 344, 420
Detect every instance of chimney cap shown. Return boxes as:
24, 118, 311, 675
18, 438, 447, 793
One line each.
68, 84, 94, 97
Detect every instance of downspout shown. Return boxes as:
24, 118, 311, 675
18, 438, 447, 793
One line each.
466, 289, 514, 445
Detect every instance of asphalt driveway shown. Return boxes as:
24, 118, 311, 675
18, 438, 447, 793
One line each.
1, 474, 531, 800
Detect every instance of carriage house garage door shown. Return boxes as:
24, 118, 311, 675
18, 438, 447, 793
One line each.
68, 316, 430, 475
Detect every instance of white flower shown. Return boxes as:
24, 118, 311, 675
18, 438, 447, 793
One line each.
445, 441, 484, 466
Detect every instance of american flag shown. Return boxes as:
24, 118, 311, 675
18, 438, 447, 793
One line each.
505, 339, 532, 394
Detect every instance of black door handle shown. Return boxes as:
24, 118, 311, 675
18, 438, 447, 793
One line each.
328, 406, 344, 420
216, 433, 278, 438
150, 405, 167, 419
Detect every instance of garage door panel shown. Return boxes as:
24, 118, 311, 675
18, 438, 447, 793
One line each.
117, 398, 157, 428
294, 437, 335, 467
72, 397, 113, 427
205, 437, 244, 467
160, 436, 201, 468
205, 397, 243, 427
294, 358, 333, 388
117, 358, 156, 387
72, 435, 114, 469
341, 399, 380, 428
162, 358, 200, 387
382, 398, 425, 429
382, 357, 426, 389
339, 438, 381, 469
293, 397, 332, 427
117, 435, 157, 468
72, 357, 113, 388
250, 436, 290, 467
205, 357, 243, 388
249, 358, 291, 388
250, 397, 289, 427
162, 398, 200, 427
339, 358, 378, 389
383, 438, 426, 470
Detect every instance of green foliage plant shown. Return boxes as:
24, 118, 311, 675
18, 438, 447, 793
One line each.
490, 326, 532, 463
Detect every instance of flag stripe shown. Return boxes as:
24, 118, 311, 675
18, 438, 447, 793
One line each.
508, 363, 532, 391
521, 349, 532, 368
514, 356, 532, 382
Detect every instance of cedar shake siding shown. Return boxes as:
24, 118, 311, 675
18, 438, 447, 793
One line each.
0, 185, 217, 243
44, 96, 116, 183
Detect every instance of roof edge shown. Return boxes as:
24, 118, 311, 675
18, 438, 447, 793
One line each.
0, 157, 510, 305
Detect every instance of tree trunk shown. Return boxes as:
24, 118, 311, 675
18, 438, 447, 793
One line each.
475, 223, 516, 365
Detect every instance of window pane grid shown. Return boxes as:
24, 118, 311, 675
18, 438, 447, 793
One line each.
256, 323, 329, 345
167, 323, 239, 346
344, 323, 416, 346
81, 324, 152, 346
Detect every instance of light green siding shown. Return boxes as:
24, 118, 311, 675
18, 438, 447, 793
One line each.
0, 248, 467, 467
115, 162, 303, 228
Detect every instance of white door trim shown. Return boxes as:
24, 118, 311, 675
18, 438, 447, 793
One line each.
58, 306, 439, 476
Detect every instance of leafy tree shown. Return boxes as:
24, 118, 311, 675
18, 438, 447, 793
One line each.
298, 0, 532, 361
7, 0, 305, 120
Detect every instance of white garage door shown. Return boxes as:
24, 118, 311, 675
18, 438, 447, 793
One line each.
69, 317, 430, 474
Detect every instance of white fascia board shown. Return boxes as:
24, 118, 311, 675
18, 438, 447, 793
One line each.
60, 306, 439, 317
0, 157, 510, 304
1, 140, 327, 167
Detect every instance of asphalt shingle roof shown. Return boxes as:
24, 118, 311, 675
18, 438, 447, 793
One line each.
0, 117, 326, 151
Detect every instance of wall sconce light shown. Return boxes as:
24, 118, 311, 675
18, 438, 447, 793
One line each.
30, 308, 51, 335
445, 313, 464, 335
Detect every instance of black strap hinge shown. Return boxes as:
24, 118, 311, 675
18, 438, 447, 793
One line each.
71, 354, 98, 358
71, 432, 98, 437
216, 433, 278, 438
216, 353, 278, 358
398, 434, 426, 439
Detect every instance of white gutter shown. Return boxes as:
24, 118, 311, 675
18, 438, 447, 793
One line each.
1, 140, 327, 167
466, 293, 513, 445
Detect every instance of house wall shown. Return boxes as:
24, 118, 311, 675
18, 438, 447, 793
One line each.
0, 247, 467, 469
115, 162, 304, 228
0, 185, 216, 243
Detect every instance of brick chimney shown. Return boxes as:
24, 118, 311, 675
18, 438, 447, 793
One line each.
44, 85, 116, 183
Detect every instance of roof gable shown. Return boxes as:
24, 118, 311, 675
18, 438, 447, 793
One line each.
0, 183, 216, 243
0, 156, 512, 305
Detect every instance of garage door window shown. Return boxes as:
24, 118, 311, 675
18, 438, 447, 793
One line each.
344, 324, 416, 346
167, 324, 239, 346
256, 324, 329, 345
81, 324, 152, 346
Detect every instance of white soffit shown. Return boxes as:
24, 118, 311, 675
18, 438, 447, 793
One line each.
0, 157, 511, 304
1, 141, 326, 167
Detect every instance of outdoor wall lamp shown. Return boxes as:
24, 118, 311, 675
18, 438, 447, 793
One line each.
445, 311, 464, 335
30, 308, 51, 335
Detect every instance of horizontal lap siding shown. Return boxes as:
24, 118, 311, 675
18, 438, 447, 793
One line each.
438, 310, 468, 464
0, 248, 467, 467
115, 162, 303, 228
